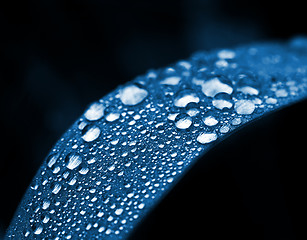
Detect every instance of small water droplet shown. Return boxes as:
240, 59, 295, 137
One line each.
197, 132, 217, 144
174, 90, 200, 108
65, 153, 82, 170
33, 224, 43, 235
193, 77, 233, 97
217, 49, 236, 59
203, 116, 218, 126
234, 100, 255, 115
42, 200, 50, 210
119, 85, 148, 106
175, 113, 192, 130
105, 106, 120, 122
235, 72, 260, 96
47, 153, 59, 168
212, 93, 233, 110
115, 208, 123, 215
51, 183, 62, 195
160, 76, 181, 85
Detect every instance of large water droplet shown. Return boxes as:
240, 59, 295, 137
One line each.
119, 85, 148, 106
65, 153, 82, 170
174, 90, 200, 108
234, 100, 255, 115
81, 126, 101, 142
84, 102, 104, 121
196, 132, 217, 144
175, 113, 192, 129
193, 77, 233, 97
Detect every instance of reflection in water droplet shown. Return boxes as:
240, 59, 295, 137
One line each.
234, 100, 255, 115
82, 126, 101, 142
119, 85, 148, 106
197, 132, 217, 144
193, 77, 233, 97
84, 102, 104, 121
175, 114, 192, 130
174, 90, 199, 108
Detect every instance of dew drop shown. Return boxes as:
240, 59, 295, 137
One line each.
47, 153, 59, 168
197, 132, 217, 144
217, 49, 236, 59
193, 77, 233, 97
84, 102, 104, 121
33, 224, 43, 235
212, 93, 233, 110
174, 90, 200, 108
119, 85, 148, 106
115, 208, 123, 215
203, 116, 218, 126
51, 183, 62, 195
234, 100, 255, 115
175, 114, 192, 130
160, 76, 181, 85
65, 153, 82, 170
81, 126, 101, 142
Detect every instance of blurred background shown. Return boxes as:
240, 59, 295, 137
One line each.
0, 0, 306, 238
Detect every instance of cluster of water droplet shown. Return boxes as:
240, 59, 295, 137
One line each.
6, 38, 307, 239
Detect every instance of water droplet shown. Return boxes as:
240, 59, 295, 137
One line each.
186, 102, 200, 117
138, 203, 145, 209
65, 153, 82, 170
197, 132, 217, 144
266, 97, 277, 104
51, 183, 62, 194
212, 93, 233, 110
193, 77, 233, 97
79, 166, 89, 175
115, 208, 123, 215
81, 125, 101, 142
203, 116, 218, 126
235, 72, 260, 95
174, 90, 200, 108
47, 153, 59, 168
42, 200, 50, 210
84, 102, 104, 121
217, 49, 236, 59
119, 85, 148, 106
33, 224, 43, 235
275, 89, 288, 97
234, 100, 255, 115
175, 114, 192, 130
160, 76, 181, 85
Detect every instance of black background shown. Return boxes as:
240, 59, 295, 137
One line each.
0, 0, 306, 238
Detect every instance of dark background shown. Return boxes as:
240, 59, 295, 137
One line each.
0, 0, 306, 238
